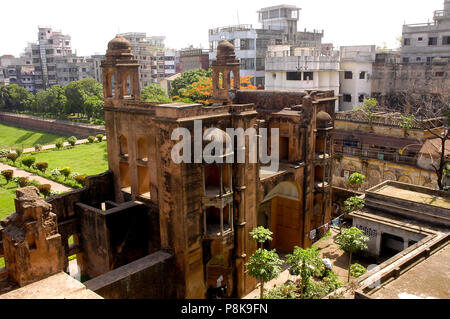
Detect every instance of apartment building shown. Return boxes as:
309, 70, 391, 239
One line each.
265, 45, 340, 110
209, 4, 323, 87
401, 0, 450, 63
339, 45, 376, 111
120, 32, 176, 88
178, 48, 209, 72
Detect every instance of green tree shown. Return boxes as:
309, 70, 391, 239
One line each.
246, 226, 282, 299
65, 78, 103, 117
141, 83, 171, 103
21, 156, 36, 168
335, 227, 369, 282
169, 68, 212, 97
83, 95, 104, 120
247, 248, 283, 299
3, 84, 33, 111
59, 167, 72, 180
285, 247, 324, 295
249, 226, 273, 249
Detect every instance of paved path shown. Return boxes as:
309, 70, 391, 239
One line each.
21, 136, 107, 154
0, 162, 71, 192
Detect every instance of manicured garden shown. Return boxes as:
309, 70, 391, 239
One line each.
0, 180, 16, 220
0, 136, 108, 189
0, 123, 63, 150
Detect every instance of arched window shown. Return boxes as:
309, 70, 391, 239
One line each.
119, 135, 128, 157
218, 72, 224, 89
229, 71, 234, 89
106, 73, 114, 98
137, 138, 148, 161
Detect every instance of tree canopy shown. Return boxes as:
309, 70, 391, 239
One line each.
141, 83, 171, 103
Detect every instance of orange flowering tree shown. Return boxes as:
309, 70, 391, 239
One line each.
173, 75, 257, 106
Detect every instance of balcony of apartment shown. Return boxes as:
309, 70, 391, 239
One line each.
265, 55, 340, 72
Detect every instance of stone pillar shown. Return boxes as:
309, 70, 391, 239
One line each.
1, 187, 64, 287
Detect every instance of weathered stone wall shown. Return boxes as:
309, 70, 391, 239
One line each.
332, 156, 437, 191
84, 251, 176, 299
0, 112, 105, 138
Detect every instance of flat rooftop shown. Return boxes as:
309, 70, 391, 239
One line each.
371, 243, 450, 299
373, 184, 450, 209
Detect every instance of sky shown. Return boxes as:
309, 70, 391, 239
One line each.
0, 0, 445, 57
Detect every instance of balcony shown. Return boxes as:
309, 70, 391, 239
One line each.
265, 56, 339, 72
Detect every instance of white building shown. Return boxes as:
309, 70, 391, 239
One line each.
208, 5, 323, 88
339, 45, 376, 111
401, 0, 450, 63
265, 45, 340, 110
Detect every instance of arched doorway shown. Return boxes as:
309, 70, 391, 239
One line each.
259, 181, 302, 253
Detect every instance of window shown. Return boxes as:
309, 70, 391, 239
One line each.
428, 37, 437, 46
418, 37, 423, 41
416, 57, 421, 62
343, 94, 352, 102
402, 57, 410, 63
358, 94, 365, 103
443, 36, 450, 45
240, 39, 255, 50
359, 71, 366, 79
303, 72, 313, 81
286, 72, 302, 80
427, 57, 433, 64
344, 71, 353, 79
256, 58, 265, 70
240, 58, 255, 70
435, 72, 444, 77
403, 38, 411, 46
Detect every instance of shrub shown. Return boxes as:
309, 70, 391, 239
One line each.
350, 263, 367, 278
59, 167, 72, 179
88, 136, 95, 143
74, 174, 88, 186
35, 162, 48, 173
1, 170, 14, 184
0, 149, 9, 158
70, 172, 80, 179
34, 144, 43, 151
50, 168, 61, 178
55, 139, 64, 149
264, 283, 297, 299
7, 152, 18, 163
29, 179, 41, 188
348, 172, 365, 186
14, 147, 23, 157
38, 184, 52, 198
18, 177, 30, 187
96, 134, 104, 142
67, 136, 77, 147
21, 156, 36, 168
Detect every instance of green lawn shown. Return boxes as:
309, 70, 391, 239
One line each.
0, 123, 63, 150
31, 142, 109, 176
0, 180, 17, 221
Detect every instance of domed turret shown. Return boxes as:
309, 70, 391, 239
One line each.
107, 34, 131, 51
316, 111, 332, 128
217, 40, 235, 58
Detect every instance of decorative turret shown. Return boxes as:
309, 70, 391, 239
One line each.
211, 40, 241, 105
101, 35, 140, 101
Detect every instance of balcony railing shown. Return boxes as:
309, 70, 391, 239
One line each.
334, 145, 417, 166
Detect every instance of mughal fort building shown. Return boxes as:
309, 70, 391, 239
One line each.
0, 36, 337, 298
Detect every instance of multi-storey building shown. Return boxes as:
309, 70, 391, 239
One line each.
332, 110, 447, 191
31, 27, 73, 90
401, 0, 450, 63
339, 45, 376, 111
265, 45, 340, 110
209, 4, 323, 88
120, 32, 176, 88
178, 48, 209, 73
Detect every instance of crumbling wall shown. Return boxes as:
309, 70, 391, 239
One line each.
84, 251, 176, 299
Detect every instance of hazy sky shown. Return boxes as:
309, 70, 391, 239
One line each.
0, 0, 445, 57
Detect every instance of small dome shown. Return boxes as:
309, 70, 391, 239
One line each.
316, 111, 332, 128
217, 40, 235, 57
107, 34, 131, 51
